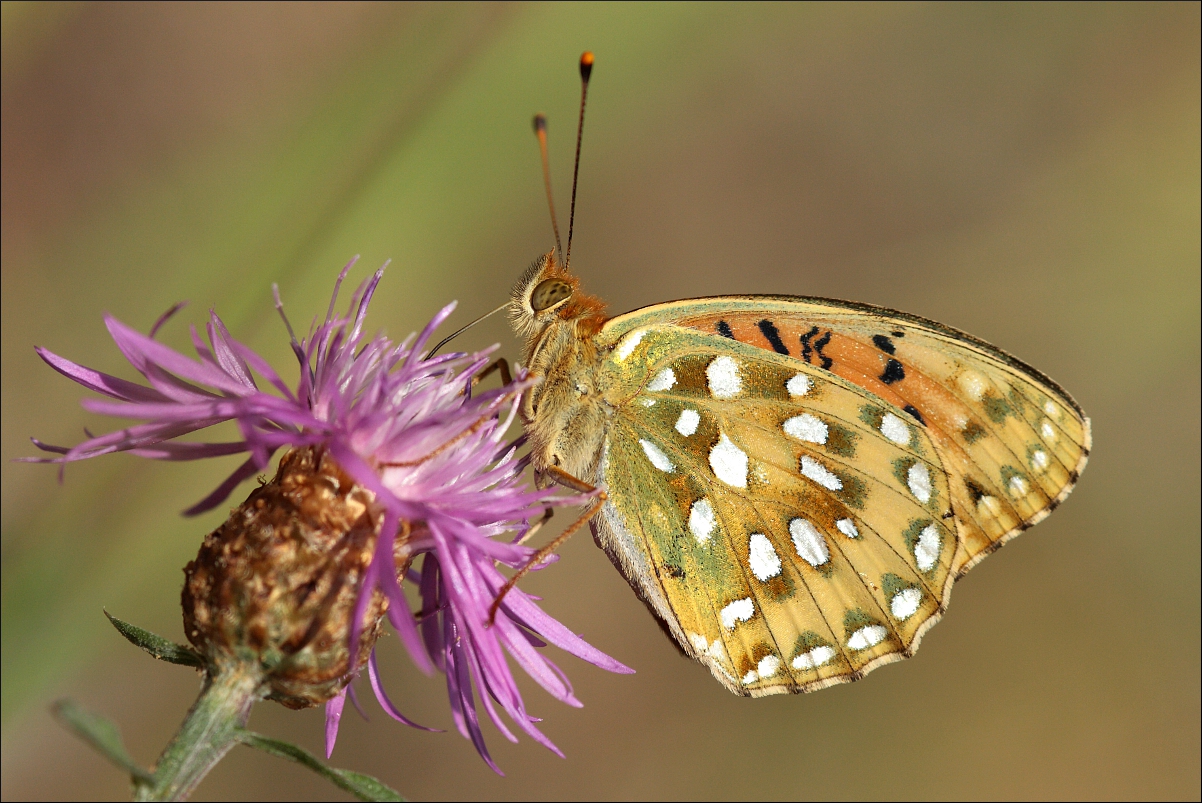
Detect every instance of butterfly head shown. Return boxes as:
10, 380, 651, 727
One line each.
509, 251, 607, 360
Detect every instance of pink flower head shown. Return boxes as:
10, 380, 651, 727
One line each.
29, 259, 632, 773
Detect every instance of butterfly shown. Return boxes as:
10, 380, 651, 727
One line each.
505, 53, 1090, 696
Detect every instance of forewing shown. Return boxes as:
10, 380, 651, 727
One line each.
604, 297, 1090, 576
595, 325, 957, 695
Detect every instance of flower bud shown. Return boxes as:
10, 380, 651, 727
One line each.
182, 446, 400, 708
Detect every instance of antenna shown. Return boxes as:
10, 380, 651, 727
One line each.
424, 301, 509, 359
533, 114, 563, 261
565, 51, 593, 269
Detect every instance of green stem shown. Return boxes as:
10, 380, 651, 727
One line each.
134, 662, 264, 801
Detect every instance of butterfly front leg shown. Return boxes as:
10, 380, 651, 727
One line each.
540, 463, 599, 494
471, 357, 512, 388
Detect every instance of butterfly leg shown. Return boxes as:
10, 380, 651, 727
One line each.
540, 464, 598, 493
487, 467, 606, 626
514, 464, 599, 546
471, 357, 512, 388
515, 506, 554, 546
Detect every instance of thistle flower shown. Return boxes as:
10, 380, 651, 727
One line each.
31, 259, 632, 773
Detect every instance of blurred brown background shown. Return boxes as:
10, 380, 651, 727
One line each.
2, 2, 1199, 800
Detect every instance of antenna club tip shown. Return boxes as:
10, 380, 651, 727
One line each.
579, 51, 594, 80
533, 113, 547, 133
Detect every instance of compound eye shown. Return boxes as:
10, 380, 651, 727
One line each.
530, 278, 572, 312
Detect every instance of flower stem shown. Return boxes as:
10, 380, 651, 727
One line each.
135, 662, 264, 801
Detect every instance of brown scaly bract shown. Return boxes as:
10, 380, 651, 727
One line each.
183, 446, 394, 708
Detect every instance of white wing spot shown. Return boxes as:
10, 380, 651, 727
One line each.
639, 439, 675, 473
915, 524, 941, 571
646, 367, 676, 392
800, 456, 842, 490
720, 598, 755, 630
958, 371, 988, 401
689, 633, 731, 663
709, 432, 749, 488
689, 498, 717, 545
789, 518, 830, 567
836, 518, 859, 539
639, 398, 656, 407
1044, 400, 1060, 419
706, 639, 729, 664
786, 373, 812, 397
741, 670, 759, 684
979, 495, 1001, 516
1008, 475, 1029, 497
880, 413, 911, 446
615, 329, 646, 361
1041, 419, 1058, 442
891, 588, 923, 620
757, 654, 781, 679
784, 413, 828, 444
792, 645, 836, 670
848, 625, 888, 650
1031, 450, 1050, 471
907, 462, 932, 503
706, 355, 742, 398
748, 533, 783, 580
675, 408, 700, 436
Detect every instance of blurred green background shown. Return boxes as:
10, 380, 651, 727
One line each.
2, 2, 1198, 800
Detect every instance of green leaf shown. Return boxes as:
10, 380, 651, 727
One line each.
51, 698, 153, 783
105, 610, 204, 668
235, 729, 403, 801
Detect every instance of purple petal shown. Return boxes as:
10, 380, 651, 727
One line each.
346, 681, 369, 722
225, 335, 295, 401
496, 583, 635, 674
28, 437, 69, 455
418, 555, 447, 672
206, 315, 257, 391
349, 267, 386, 343
140, 361, 223, 404
127, 441, 248, 461
104, 316, 251, 395
324, 689, 347, 759
36, 347, 167, 403
189, 324, 216, 365
149, 301, 188, 339
324, 256, 360, 325
407, 302, 458, 366
367, 650, 440, 731
461, 640, 520, 745
446, 624, 502, 775
59, 419, 232, 462
272, 284, 308, 371
183, 455, 265, 516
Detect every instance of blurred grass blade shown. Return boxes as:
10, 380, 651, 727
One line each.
51, 698, 153, 783
235, 729, 403, 801
105, 610, 203, 668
